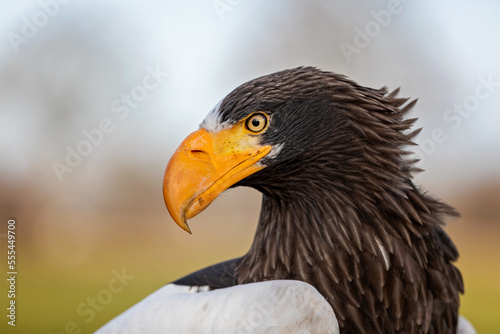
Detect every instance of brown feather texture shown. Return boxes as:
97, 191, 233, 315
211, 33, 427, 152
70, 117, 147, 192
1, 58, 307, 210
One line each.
177, 67, 464, 334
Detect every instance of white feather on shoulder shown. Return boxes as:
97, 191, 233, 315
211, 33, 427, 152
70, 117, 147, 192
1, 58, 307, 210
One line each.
95, 280, 339, 334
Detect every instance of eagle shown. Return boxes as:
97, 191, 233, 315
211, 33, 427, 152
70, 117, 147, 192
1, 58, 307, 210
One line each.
96, 67, 476, 334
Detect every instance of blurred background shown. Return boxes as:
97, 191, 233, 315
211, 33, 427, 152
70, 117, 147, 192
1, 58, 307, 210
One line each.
0, 0, 499, 333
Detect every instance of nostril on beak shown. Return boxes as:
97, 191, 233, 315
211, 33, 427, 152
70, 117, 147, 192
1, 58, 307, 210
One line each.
186, 149, 211, 162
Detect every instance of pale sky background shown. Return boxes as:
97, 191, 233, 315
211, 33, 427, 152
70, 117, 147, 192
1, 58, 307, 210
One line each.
1, 0, 499, 202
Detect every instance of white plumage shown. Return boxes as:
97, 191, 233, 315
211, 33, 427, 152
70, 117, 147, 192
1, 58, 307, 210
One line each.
457, 316, 477, 334
96, 280, 339, 334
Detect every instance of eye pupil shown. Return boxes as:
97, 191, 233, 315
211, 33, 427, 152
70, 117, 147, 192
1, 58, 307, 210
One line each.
252, 119, 260, 127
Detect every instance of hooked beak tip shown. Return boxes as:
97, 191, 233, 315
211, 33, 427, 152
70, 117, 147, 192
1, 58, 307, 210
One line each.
179, 219, 192, 234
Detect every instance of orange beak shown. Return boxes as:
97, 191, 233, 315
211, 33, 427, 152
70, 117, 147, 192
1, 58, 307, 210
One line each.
163, 127, 272, 233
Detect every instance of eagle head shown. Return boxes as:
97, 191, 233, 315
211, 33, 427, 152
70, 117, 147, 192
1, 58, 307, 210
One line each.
163, 66, 419, 233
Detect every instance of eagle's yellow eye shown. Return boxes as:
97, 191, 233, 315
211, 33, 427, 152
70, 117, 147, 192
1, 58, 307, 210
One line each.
245, 113, 268, 133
